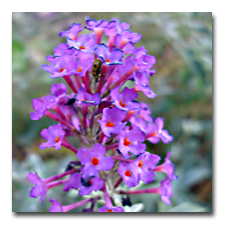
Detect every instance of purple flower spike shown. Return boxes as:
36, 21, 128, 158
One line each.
40, 124, 66, 150
30, 98, 47, 120
130, 152, 160, 183
76, 87, 101, 106
49, 199, 63, 212
79, 175, 104, 196
98, 107, 126, 137
95, 44, 123, 65
117, 162, 139, 187
59, 23, 84, 41
133, 71, 157, 99
117, 127, 146, 158
27, 171, 47, 203
63, 173, 82, 192
111, 87, 140, 111
77, 144, 114, 176
98, 205, 125, 212
67, 33, 96, 52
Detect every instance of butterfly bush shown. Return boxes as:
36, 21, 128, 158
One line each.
27, 17, 177, 212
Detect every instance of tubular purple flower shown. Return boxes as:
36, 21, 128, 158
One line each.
117, 162, 139, 187
110, 87, 140, 111
67, 33, 96, 52
153, 152, 178, 180
85, 17, 108, 44
116, 127, 146, 159
130, 152, 161, 183
95, 43, 123, 65
40, 124, 66, 150
59, 23, 84, 41
77, 144, 114, 176
133, 71, 157, 99
98, 205, 125, 212
98, 107, 126, 137
76, 87, 101, 106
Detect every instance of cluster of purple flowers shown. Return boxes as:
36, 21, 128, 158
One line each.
27, 17, 177, 212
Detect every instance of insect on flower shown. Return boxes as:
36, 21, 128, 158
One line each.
92, 58, 102, 82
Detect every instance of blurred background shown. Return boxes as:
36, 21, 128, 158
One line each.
12, 12, 212, 212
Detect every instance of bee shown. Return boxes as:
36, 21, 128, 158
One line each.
92, 58, 102, 82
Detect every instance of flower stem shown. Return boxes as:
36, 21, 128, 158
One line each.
61, 138, 78, 154
47, 178, 70, 189
111, 155, 133, 163
43, 168, 76, 183
118, 187, 160, 195
63, 76, 78, 94
106, 142, 119, 150
62, 197, 94, 212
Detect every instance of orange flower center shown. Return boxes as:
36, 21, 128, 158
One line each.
91, 157, 99, 166
59, 68, 65, 73
133, 86, 139, 92
119, 100, 126, 108
106, 59, 110, 63
79, 46, 85, 50
125, 170, 132, 177
106, 121, 115, 127
124, 137, 131, 146
77, 67, 82, 73
106, 209, 113, 212
54, 136, 60, 143
138, 160, 143, 167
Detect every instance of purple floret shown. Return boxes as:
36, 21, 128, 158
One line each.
76, 87, 101, 106
159, 177, 177, 205
117, 162, 139, 187
63, 173, 82, 192
59, 23, 84, 40
98, 205, 125, 212
41, 54, 77, 78
27, 171, 48, 203
49, 199, 63, 212
144, 118, 173, 144
154, 152, 178, 180
67, 33, 96, 52
40, 124, 66, 150
130, 152, 160, 183
133, 71, 157, 99
110, 87, 140, 111
85, 17, 108, 30
77, 144, 114, 176
116, 127, 146, 159
30, 98, 47, 120
98, 107, 126, 137
114, 30, 142, 49
95, 43, 123, 65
